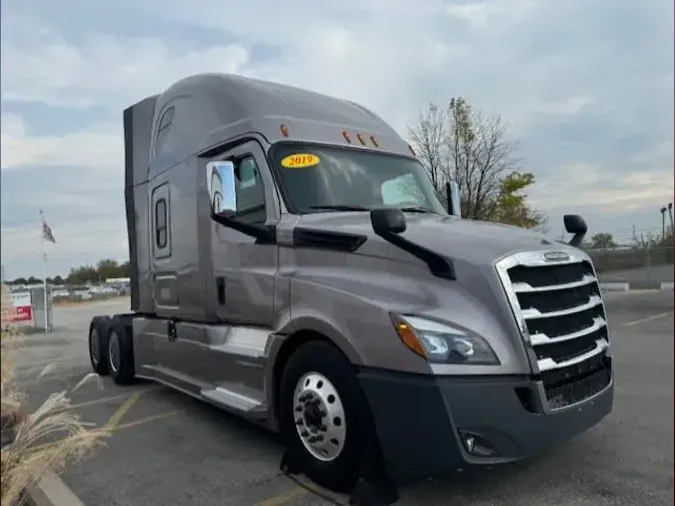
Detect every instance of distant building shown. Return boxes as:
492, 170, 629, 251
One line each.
104, 277, 131, 284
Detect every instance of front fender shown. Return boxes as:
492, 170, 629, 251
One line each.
280, 261, 529, 376
274, 312, 362, 364
285, 266, 435, 374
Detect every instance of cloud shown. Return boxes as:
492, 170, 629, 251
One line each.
1, 113, 122, 171
1, 27, 250, 112
533, 96, 596, 116
530, 163, 674, 212
1, 0, 673, 278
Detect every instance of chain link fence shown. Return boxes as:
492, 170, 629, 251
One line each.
587, 246, 674, 286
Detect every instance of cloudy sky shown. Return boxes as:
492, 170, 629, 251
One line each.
1, 0, 673, 280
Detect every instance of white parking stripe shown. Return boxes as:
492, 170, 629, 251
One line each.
621, 312, 671, 327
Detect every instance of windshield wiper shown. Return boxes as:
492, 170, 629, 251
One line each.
309, 205, 436, 214
399, 206, 436, 214
309, 205, 371, 212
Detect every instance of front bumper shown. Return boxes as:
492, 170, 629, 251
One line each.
358, 361, 613, 482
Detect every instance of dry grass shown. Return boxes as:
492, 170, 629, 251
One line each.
1, 285, 110, 506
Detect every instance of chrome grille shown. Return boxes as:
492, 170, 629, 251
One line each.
496, 250, 612, 408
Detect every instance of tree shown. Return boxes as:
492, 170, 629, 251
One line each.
66, 265, 98, 285
589, 233, 618, 250
96, 259, 121, 281
408, 103, 447, 188
9, 259, 132, 286
408, 97, 545, 230
494, 172, 546, 229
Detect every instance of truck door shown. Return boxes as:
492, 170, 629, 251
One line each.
210, 140, 280, 327
164, 139, 281, 390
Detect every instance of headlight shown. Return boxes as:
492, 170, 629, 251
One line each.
391, 314, 500, 365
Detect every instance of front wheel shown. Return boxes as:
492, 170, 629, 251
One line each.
278, 341, 377, 493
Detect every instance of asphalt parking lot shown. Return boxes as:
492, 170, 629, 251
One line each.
12, 291, 674, 506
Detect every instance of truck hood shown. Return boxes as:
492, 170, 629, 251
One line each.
295, 212, 562, 266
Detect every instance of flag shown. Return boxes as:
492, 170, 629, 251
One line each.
42, 218, 56, 244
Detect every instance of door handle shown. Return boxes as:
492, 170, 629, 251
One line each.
167, 320, 177, 343
216, 277, 226, 305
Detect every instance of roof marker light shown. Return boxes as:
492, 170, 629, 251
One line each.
370, 135, 379, 148
408, 144, 416, 155
280, 124, 289, 137
356, 133, 366, 146
342, 131, 352, 143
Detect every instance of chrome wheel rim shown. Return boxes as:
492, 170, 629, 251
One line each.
89, 328, 100, 365
293, 372, 346, 462
108, 332, 120, 373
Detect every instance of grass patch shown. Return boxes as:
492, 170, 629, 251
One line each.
1, 284, 110, 505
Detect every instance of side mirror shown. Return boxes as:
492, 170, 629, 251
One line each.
370, 208, 406, 235
206, 160, 237, 215
205, 159, 275, 244
445, 181, 461, 217
564, 214, 587, 247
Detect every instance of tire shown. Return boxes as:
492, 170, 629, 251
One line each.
278, 341, 377, 493
88, 317, 110, 376
107, 319, 136, 385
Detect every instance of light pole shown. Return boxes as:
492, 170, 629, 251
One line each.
660, 206, 667, 240
668, 202, 674, 240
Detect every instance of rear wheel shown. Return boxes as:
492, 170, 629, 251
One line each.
108, 319, 136, 385
88, 317, 110, 375
278, 341, 377, 493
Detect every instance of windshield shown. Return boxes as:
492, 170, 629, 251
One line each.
271, 143, 446, 215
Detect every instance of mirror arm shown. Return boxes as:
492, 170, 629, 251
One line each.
568, 231, 585, 247
210, 213, 276, 244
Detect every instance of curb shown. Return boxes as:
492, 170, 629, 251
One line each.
599, 282, 674, 292
27, 471, 85, 506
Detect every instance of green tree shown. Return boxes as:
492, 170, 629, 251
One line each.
409, 97, 545, 230
589, 233, 618, 250
119, 261, 131, 277
12, 259, 132, 286
96, 259, 120, 281
66, 265, 98, 285
493, 172, 545, 229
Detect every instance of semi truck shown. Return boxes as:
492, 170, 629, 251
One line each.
87, 73, 613, 502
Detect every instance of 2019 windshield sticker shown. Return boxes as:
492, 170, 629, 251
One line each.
280, 153, 320, 169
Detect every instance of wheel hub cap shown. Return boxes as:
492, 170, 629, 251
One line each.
90, 329, 100, 364
293, 372, 346, 462
109, 333, 120, 372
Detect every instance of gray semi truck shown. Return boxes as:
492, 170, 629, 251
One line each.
87, 73, 613, 502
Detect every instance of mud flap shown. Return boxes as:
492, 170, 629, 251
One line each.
278, 449, 399, 506
348, 443, 399, 506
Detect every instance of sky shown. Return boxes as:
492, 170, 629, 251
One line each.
1, 0, 673, 280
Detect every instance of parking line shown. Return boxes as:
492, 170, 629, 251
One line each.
68, 387, 161, 411
254, 485, 308, 506
105, 391, 144, 430
621, 312, 671, 327
24, 410, 177, 455
68, 393, 131, 410
114, 410, 179, 431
